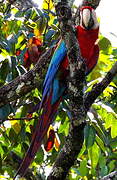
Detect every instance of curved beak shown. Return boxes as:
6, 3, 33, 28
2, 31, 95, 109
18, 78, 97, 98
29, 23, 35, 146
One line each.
82, 9, 94, 30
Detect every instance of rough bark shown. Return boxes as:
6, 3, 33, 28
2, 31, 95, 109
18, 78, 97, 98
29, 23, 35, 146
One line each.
47, 123, 86, 180
0, 0, 101, 108
47, 0, 101, 179
1, 0, 117, 179
48, 61, 117, 180
84, 61, 117, 112
0, 48, 53, 108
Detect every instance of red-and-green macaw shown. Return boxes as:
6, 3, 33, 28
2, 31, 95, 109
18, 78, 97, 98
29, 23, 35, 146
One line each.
24, 37, 42, 69
14, 6, 99, 178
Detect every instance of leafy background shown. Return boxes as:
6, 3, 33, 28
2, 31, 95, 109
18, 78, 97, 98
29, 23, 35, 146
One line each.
0, 0, 117, 179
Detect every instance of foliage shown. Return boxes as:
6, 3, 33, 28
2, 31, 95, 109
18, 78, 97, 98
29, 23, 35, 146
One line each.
0, 0, 117, 179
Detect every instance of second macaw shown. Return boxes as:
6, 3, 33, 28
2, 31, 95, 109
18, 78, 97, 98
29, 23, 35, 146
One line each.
24, 37, 42, 69
14, 6, 99, 178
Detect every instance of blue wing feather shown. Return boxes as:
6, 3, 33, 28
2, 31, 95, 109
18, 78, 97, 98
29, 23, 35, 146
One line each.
41, 40, 67, 105
51, 78, 66, 104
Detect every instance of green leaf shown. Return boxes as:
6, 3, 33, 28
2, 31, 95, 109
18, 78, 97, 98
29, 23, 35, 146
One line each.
88, 142, 100, 169
108, 160, 116, 173
11, 56, 19, 79
84, 125, 96, 148
99, 156, 108, 178
94, 103, 117, 138
19, 126, 26, 143
0, 59, 10, 82
100, 166, 108, 177
92, 121, 106, 144
22, 142, 29, 153
78, 142, 86, 158
99, 36, 111, 53
111, 117, 117, 138
0, 104, 12, 120
25, 8, 33, 20
79, 159, 88, 177
35, 148, 44, 164
9, 128, 17, 143
0, 156, 2, 171
99, 155, 106, 168
16, 65, 27, 75
0, 145, 4, 158
58, 117, 69, 136
95, 135, 106, 153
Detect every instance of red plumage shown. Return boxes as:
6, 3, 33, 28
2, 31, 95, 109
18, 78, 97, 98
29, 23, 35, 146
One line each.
14, 6, 99, 178
61, 26, 99, 73
44, 129, 55, 152
24, 37, 42, 69
14, 92, 62, 178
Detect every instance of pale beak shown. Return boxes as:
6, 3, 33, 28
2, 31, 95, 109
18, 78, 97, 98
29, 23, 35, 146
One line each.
82, 9, 94, 30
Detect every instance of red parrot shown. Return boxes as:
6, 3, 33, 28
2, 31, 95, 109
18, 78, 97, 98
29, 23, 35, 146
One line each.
24, 37, 42, 69
14, 6, 99, 178
16, 37, 42, 69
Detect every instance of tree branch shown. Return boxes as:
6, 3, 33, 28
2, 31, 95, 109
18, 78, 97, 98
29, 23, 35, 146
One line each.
2, 1, 116, 179
8, 0, 39, 10
47, 123, 86, 180
47, 0, 102, 179
0, 0, 101, 109
81, 0, 101, 9
47, 59, 117, 178
47, 55, 117, 179
101, 171, 117, 180
84, 61, 117, 112
0, 48, 53, 108
47, 0, 86, 179
0, 116, 39, 124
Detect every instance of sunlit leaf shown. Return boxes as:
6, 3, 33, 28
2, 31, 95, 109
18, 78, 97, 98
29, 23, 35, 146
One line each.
0, 1, 117, 178
10, 120, 21, 134
0, 145, 4, 158
95, 135, 106, 153
88, 142, 100, 169
111, 117, 117, 138
79, 159, 88, 177
42, 0, 54, 10
99, 35, 111, 53
108, 160, 116, 173
58, 117, 69, 136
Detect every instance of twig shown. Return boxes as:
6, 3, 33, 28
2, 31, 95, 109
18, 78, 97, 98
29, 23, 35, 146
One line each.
0, 116, 39, 123
101, 171, 117, 180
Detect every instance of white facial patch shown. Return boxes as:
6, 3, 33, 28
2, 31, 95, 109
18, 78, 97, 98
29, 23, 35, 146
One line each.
82, 9, 91, 28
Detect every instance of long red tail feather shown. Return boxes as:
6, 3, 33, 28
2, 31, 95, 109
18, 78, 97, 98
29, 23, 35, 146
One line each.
14, 93, 61, 178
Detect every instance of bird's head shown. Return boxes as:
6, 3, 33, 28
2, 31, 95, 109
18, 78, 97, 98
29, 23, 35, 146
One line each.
79, 6, 98, 30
